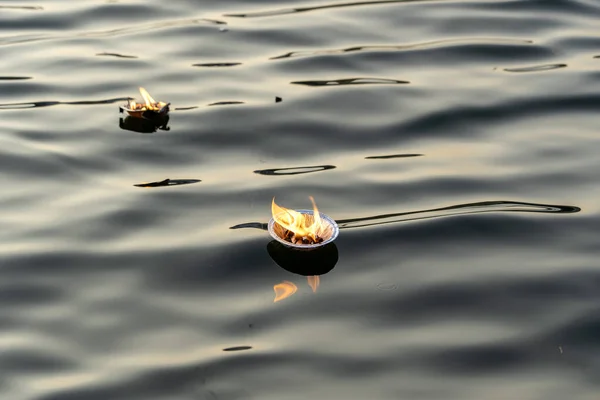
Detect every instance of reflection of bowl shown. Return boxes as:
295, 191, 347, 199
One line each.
267, 240, 338, 276
119, 115, 170, 134
268, 210, 339, 251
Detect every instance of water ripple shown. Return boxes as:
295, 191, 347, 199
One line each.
95, 52, 138, 59
0, 18, 226, 47
291, 77, 409, 86
0, 97, 129, 110
365, 154, 423, 159
0, 0, 597, 398
208, 101, 245, 106
133, 179, 201, 188
270, 37, 534, 60
504, 63, 567, 73
192, 62, 242, 67
222, 346, 253, 352
0, 76, 32, 80
254, 165, 336, 176
229, 200, 580, 231
337, 200, 581, 229
0, 5, 43, 10
225, 0, 440, 18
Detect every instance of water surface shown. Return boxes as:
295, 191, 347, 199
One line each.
1, 1, 599, 399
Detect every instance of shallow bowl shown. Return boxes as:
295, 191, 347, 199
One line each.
268, 210, 339, 251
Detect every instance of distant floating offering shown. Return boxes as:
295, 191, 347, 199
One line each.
120, 87, 170, 119
268, 196, 339, 250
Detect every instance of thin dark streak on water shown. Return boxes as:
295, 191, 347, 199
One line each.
208, 101, 245, 106
0, 76, 32, 80
222, 346, 253, 352
291, 77, 410, 86
173, 106, 199, 111
254, 165, 336, 176
133, 179, 201, 188
96, 52, 138, 59
230, 222, 269, 231
192, 63, 242, 67
365, 154, 423, 159
504, 63, 567, 73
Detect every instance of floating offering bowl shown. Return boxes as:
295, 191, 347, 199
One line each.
268, 209, 339, 250
119, 87, 170, 119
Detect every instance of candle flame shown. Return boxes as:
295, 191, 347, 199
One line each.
272, 196, 327, 243
273, 281, 297, 302
126, 87, 168, 113
139, 86, 157, 107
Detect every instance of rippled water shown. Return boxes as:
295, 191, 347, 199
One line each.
1, 1, 599, 399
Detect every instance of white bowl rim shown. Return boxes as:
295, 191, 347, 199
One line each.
268, 209, 339, 249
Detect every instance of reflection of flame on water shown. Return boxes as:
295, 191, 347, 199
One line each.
273, 281, 297, 302
268, 241, 337, 303
307, 276, 319, 293
271, 197, 333, 245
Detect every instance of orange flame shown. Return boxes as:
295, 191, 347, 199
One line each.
307, 276, 320, 293
272, 196, 326, 242
139, 87, 157, 106
273, 281, 297, 302
127, 87, 167, 112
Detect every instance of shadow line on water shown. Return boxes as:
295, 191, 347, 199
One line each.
230, 200, 581, 232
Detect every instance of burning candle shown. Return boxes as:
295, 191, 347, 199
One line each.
120, 87, 170, 119
268, 196, 339, 250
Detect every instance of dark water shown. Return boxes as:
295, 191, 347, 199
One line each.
1, 1, 599, 399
